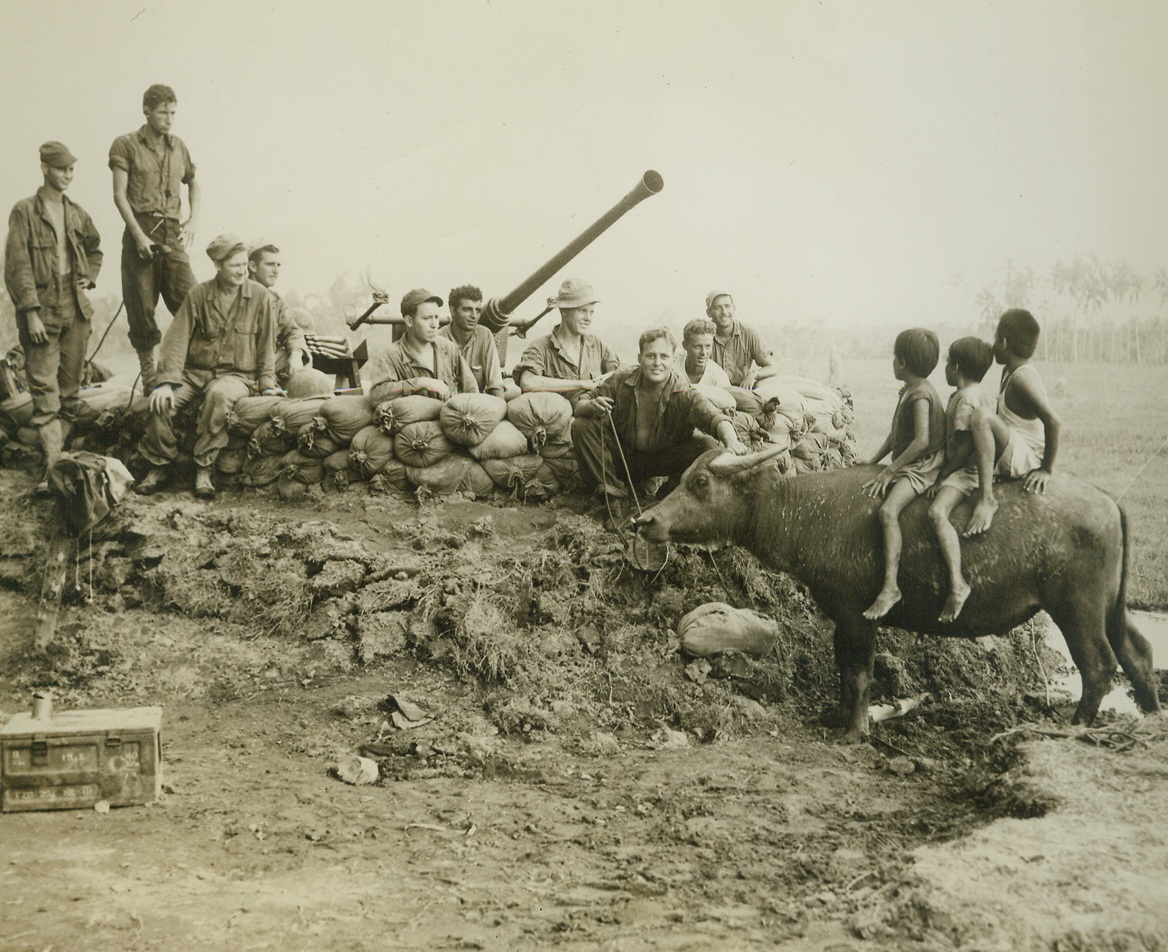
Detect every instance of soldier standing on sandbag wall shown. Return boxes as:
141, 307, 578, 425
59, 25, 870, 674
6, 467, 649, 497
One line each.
246, 240, 311, 387
512, 278, 620, 406
365, 289, 478, 405
4, 141, 103, 494
109, 83, 199, 393
439, 285, 506, 398
135, 234, 279, 500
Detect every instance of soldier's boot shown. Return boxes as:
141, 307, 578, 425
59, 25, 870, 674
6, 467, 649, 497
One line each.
135, 464, 170, 496
34, 420, 64, 496
193, 466, 216, 501
136, 348, 157, 394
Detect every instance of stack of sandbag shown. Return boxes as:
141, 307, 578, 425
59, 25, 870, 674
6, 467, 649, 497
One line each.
744, 376, 858, 474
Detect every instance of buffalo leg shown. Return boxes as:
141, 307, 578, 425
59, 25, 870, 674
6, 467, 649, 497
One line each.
1049, 605, 1118, 726
821, 612, 877, 741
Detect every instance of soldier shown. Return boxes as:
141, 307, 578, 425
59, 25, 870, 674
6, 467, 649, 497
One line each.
704, 290, 775, 388
4, 141, 103, 493
365, 289, 478, 405
676, 318, 732, 388
109, 83, 200, 393
512, 278, 619, 404
135, 235, 278, 500
572, 327, 747, 506
439, 284, 505, 397
247, 240, 311, 387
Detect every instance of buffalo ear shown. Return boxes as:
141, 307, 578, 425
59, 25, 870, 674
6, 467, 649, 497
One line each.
707, 444, 787, 476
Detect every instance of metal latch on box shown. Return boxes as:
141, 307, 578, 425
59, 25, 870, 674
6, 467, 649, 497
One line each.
31, 739, 48, 766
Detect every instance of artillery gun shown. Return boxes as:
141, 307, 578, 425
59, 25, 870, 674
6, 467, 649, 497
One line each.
342, 170, 664, 363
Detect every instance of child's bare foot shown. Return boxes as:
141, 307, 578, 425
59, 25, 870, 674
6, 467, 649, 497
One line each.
964, 499, 998, 536
863, 588, 901, 620
939, 581, 971, 623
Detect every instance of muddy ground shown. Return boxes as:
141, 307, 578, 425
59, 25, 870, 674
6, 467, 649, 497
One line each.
1, 458, 1166, 952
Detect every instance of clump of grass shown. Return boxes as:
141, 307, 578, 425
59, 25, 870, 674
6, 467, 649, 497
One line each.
449, 589, 528, 684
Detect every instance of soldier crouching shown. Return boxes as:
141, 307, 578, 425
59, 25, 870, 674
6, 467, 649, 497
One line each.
135, 233, 278, 499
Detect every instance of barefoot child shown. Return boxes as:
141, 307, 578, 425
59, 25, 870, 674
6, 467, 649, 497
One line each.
926, 337, 995, 622
964, 308, 1061, 535
862, 328, 945, 620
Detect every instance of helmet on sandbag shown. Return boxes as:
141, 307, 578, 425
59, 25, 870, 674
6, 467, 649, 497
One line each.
285, 368, 334, 400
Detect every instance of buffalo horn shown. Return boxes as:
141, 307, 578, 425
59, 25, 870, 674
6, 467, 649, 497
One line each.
707, 444, 788, 476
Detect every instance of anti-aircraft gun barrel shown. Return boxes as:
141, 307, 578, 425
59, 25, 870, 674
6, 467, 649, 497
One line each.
478, 169, 664, 335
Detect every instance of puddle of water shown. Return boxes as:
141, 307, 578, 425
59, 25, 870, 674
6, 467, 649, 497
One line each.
1045, 609, 1168, 715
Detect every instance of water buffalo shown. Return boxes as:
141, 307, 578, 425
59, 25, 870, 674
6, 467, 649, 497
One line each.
633, 446, 1160, 741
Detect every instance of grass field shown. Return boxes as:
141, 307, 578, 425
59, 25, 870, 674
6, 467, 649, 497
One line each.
823, 357, 1168, 611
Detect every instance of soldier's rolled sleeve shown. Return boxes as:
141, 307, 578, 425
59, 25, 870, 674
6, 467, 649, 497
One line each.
4, 207, 39, 312
686, 390, 731, 438
512, 339, 548, 385
600, 344, 621, 374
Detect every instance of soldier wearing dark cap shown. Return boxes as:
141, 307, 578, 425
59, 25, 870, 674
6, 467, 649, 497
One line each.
365, 289, 478, 405
4, 141, 103, 492
109, 83, 200, 393
135, 234, 278, 500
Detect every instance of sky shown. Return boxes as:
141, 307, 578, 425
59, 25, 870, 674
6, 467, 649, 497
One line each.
2, 0, 1167, 355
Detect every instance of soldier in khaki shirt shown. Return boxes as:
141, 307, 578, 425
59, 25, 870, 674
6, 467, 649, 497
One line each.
439, 284, 505, 397
513, 278, 619, 405
136, 235, 278, 500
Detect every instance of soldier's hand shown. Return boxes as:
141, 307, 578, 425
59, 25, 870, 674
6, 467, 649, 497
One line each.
134, 233, 154, 261
178, 219, 196, 249
25, 310, 48, 345
725, 437, 750, 456
261, 388, 281, 397
149, 384, 176, 414
590, 395, 615, 415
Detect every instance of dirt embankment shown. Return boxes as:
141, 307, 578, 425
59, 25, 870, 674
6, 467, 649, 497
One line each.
1, 462, 1166, 951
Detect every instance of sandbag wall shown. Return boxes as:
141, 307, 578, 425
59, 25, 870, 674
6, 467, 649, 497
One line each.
223, 391, 581, 501
694, 377, 858, 475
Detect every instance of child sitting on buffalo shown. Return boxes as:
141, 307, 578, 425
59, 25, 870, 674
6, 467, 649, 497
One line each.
861, 328, 945, 620
925, 336, 995, 622
962, 308, 1061, 535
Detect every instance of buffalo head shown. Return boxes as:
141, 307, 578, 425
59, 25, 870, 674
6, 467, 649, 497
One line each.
633, 444, 788, 545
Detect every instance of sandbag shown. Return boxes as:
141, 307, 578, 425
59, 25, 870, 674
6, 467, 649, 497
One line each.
215, 447, 246, 475
228, 394, 285, 436
240, 452, 284, 487
732, 413, 772, 452
318, 394, 374, 443
247, 419, 288, 459
322, 449, 351, 474
506, 392, 573, 450
374, 394, 442, 436
349, 425, 397, 479
0, 392, 34, 429
693, 385, 737, 413
729, 386, 764, 417
73, 386, 136, 426
439, 393, 507, 447
406, 454, 493, 498
297, 423, 342, 459
394, 420, 453, 468
482, 454, 560, 500
678, 602, 780, 658
276, 449, 324, 501
467, 420, 529, 461
271, 397, 329, 441
369, 458, 409, 494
